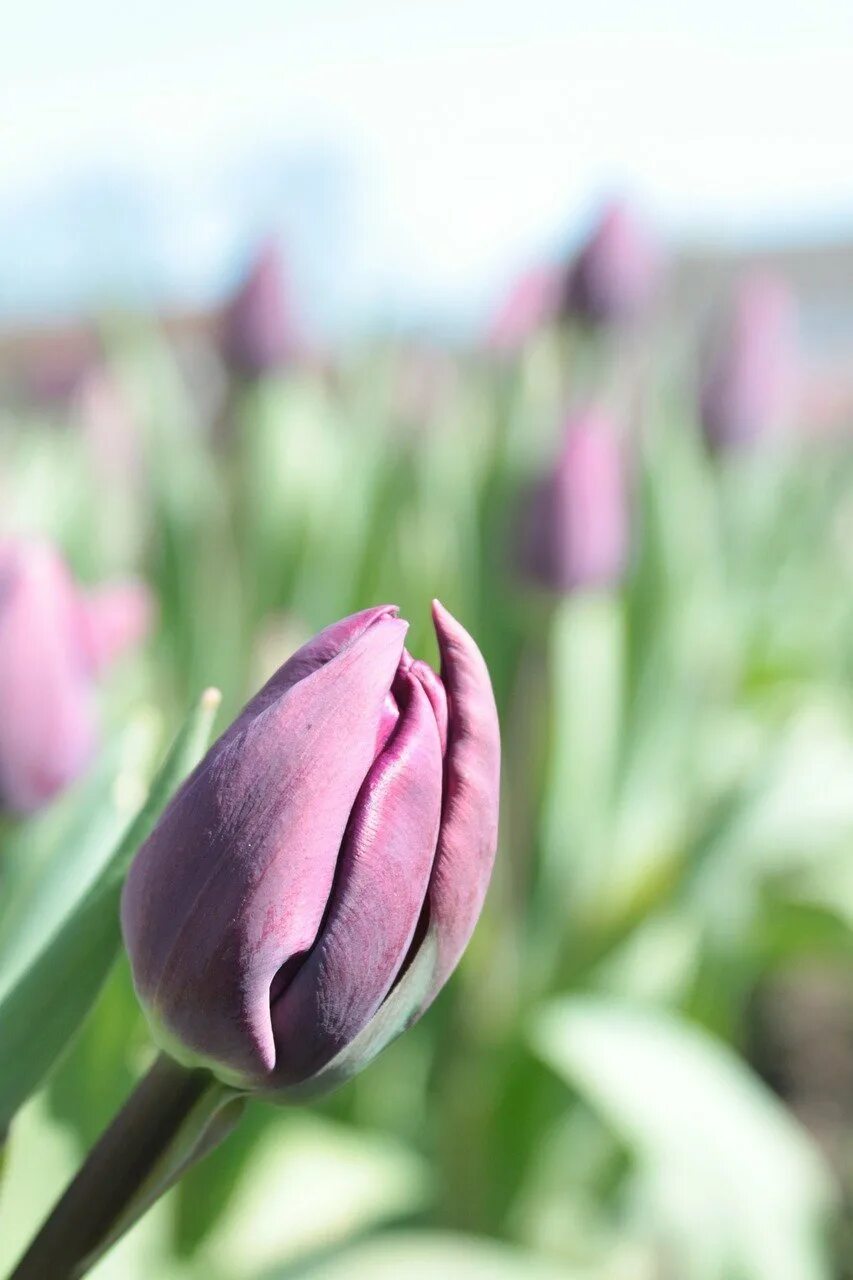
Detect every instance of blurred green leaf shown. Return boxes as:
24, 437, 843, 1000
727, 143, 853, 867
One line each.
266, 1232, 593, 1280
0, 688, 221, 1134
689, 704, 853, 942
0, 717, 158, 1001
46, 957, 149, 1152
195, 1115, 430, 1279
539, 595, 624, 922
0, 1095, 181, 1280
532, 996, 835, 1280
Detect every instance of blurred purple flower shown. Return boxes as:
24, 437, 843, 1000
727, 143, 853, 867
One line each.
221, 239, 294, 378
23, 332, 102, 409
487, 264, 563, 353
122, 601, 500, 1095
564, 200, 663, 328
518, 409, 629, 593
0, 540, 153, 814
699, 273, 800, 451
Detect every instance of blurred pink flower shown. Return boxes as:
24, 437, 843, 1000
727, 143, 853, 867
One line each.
23, 331, 102, 408
221, 239, 295, 377
487, 264, 563, 353
0, 541, 153, 814
564, 199, 664, 328
518, 408, 629, 592
74, 366, 143, 491
392, 344, 459, 430
76, 581, 154, 675
699, 273, 800, 451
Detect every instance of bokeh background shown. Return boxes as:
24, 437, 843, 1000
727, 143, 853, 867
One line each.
3, 3, 853, 1278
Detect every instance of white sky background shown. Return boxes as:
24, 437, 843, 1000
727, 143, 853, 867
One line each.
2, 0, 853, 331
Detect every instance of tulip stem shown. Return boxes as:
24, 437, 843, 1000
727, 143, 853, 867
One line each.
8, 1054, 241, 1280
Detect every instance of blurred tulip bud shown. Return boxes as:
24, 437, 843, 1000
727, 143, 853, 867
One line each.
518, 409, 629, 592
564, 199, 663, 328
77, 581, 154, 675
0, 541, 153, 813
487, 264, 563, 353
699, 273, 800, 451
24, 333, 101, 408
74, 366, 143, 492
122, 602, 500, 1096
222, 239, 293, 377
392, 344, 459, 432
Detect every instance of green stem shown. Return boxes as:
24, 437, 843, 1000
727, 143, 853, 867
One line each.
8, 1055, 243, 1280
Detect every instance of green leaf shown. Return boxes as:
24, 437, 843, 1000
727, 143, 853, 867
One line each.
0, 688, 221, 1134
0, 1095, 177, 1280
532, 997, 835, 1280
271, 1232, 588, 1280
0, 717, 157, 1001
540, 594, 624, 910
195, 1117, 430, 1278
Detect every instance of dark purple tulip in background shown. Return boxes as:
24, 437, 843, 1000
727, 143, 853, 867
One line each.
518, 408, 629, 593
222, 239, 294, 377
122, 602, 501, 1094
699, 272, 799, 451
0, 540, 153, 813
564, 199, 663, 328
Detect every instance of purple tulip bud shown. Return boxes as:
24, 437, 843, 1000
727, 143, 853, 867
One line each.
518, 409, 628, 593
222, 239, 294, 377
565, 199, 663, 328
121, 602, 500, 1095
487, 264, 563, 353
699, 273, 799, 451
0, 541, 153, 813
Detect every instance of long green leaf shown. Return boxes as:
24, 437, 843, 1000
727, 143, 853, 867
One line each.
0, 689, 221, 1134
532, 996, 835, 1280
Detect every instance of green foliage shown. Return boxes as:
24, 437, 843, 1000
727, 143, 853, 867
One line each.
0, 688, 221, 1135
533, 996, 834, 1280
4, 316, 853, 1279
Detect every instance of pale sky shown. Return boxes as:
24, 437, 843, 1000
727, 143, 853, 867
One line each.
2, 1, 853, 331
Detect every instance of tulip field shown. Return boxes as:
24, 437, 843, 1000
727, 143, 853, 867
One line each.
3, 209, 853, 1279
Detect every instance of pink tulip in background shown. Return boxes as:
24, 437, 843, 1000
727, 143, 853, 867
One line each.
487, 264, 564, 353
518, 408, 629, 593
0, 540, 153, 813
699, 272, 800, 451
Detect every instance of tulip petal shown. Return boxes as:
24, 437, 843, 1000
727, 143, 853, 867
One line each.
410, 658, 449, 755
418, 601, 501, 1009
281, 927, 440, 1101
226, 604, 400, 740
121, 611, 407, 1086
269, 669, 442, 1086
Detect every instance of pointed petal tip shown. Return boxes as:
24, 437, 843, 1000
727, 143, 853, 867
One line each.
430, 597, 453, 632
430, 598, 478, 660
